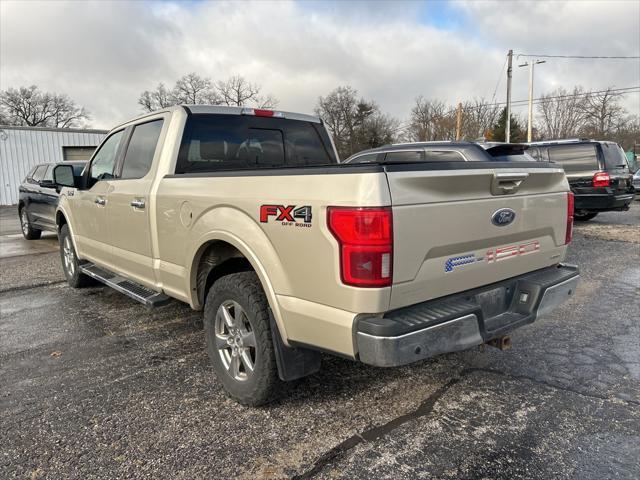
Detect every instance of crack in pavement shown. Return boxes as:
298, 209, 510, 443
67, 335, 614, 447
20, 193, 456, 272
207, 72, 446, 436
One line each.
291, 377, 462, 480
0, 280, 65, 294
290, 365, 640, 479
466, 366, 640, 407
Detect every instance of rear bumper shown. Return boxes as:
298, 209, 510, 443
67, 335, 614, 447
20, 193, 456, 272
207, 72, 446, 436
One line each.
356, 264, 579, 367
574, 191, 634, 211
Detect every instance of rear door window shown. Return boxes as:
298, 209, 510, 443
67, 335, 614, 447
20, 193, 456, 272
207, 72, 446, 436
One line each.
548, 144, 599, 172
385, 151, 425, 162
176, 115, 336, 174
383, 150, 466, 163
25, 166, 37, 182
120, 119, 164, 179
348, 153, 380, 164
42, 165, 54, 182
31, 165, 47, 183
423, 150, 465, 162
600, 143, 629, 172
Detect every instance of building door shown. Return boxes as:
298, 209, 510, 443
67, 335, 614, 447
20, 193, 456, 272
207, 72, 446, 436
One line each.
62, 146, 97, 161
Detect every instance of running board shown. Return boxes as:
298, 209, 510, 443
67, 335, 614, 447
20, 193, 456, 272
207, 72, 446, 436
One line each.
79, 263, 171, 308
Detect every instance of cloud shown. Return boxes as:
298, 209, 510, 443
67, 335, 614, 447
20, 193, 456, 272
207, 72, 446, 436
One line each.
1, 0, 638, 129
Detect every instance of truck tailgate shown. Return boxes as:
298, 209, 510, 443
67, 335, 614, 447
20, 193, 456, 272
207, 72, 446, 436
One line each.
386, 164, 570, 310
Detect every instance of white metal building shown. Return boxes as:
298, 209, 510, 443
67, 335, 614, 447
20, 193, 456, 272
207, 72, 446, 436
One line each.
0, 125, 108, 205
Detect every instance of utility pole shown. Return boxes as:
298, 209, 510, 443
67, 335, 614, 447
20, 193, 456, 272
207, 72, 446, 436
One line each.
519, 59, 546, 142
506, 49, 513, 143
455, 102, 463, 140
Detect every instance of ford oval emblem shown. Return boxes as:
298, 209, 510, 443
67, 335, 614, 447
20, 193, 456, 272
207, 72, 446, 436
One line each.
491, 208, 516, 227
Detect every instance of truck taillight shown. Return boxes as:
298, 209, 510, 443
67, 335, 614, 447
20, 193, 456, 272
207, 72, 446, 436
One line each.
241, 107, 284, 118
565, 192, 574, 245
327, 207, 393, 287
592, 171, 610, 187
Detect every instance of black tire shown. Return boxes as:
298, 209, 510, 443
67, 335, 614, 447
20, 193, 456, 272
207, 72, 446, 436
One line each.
19, 207, 41, 240
574, 211, 598, 221
59, 224, 92, 288
204, 271, 280, 406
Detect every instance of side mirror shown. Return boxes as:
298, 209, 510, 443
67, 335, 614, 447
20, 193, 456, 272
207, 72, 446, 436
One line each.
39, 179, 56, 188
53, 164, 76, 188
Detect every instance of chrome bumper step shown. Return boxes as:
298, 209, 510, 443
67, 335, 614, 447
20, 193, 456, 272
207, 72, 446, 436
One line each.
79, 263, 171, 308
357, 264, 580, 367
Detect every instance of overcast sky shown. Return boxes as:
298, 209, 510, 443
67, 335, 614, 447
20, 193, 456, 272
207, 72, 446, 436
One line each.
1, 0, 639, 129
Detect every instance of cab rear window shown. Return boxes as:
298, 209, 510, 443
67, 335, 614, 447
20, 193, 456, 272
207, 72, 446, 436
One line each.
175, 115, 337, 174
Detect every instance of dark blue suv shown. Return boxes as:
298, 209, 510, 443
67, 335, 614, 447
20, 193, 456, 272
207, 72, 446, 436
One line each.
18, 161, 86, 239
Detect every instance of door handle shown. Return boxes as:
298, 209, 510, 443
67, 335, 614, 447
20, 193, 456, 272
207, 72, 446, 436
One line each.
130, 198, 146, 209
94, 196, 106, 206
491, 172, 529, 195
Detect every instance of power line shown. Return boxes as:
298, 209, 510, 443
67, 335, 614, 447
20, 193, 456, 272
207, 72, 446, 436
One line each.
516, 54, 640, 59
394, 86, 640, 134
489, 54, 508, 104
457, 86, 640, 113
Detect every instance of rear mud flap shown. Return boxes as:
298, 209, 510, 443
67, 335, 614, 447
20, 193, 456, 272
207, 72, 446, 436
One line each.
270, 313, 321, 382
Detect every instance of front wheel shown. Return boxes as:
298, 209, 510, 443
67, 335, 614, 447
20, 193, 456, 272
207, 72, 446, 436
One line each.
574, 211, 598, 221
204, 272, 280, 406
59, 224, 92, 288
19, 207, 41, 240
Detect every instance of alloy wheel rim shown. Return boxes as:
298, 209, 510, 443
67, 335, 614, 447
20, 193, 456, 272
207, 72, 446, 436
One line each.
214, 300, 257, 381
63, 236, 75, 276
21, 210, 29, 235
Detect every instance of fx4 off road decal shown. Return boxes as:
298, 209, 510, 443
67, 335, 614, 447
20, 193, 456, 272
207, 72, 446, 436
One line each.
260, 205, 312, 228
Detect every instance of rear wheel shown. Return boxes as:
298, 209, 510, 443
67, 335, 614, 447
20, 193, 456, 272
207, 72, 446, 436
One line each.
204, 271, 280, 406
574, 210, 598, 221
59, 224, 92, 288
19, 207, 41, 240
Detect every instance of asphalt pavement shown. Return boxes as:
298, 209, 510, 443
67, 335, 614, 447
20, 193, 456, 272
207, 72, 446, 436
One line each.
0, 203, 638, 479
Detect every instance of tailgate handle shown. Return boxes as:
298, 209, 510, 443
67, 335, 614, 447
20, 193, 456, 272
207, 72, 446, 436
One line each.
491, 172, 529, 195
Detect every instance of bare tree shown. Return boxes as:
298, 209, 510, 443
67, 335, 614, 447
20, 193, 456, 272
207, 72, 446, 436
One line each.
138, 83, 174, 112
315, 86, 397, 159
137, 73, 278, 112
536, 87, 587, 139
356, 112, 400, 150
315, 86, 360, 158
460, 98, 501, 140
0, 85, 90, 128
215, 75, 278, 108
580, 87, 626, 138
172, 73, 214, 105
610, 114, 640, 151
408, 97, 456, 141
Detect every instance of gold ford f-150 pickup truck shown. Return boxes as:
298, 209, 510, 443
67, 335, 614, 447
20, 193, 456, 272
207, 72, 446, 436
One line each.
52, 105, 579, 405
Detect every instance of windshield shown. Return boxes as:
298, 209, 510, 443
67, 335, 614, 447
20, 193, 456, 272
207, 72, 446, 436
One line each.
601, 143, 630, 171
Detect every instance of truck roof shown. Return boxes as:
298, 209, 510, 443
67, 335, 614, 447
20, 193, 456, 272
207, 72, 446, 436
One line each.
111, 105, 322, 131
343, 141, 489, 163
527, 138, 619, 146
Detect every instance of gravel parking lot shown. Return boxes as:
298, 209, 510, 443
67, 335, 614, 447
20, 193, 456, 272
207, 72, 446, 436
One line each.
1, 204, 639, 479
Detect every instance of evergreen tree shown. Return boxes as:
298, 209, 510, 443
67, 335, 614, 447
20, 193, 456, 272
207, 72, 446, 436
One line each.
488, 107, 526, 142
